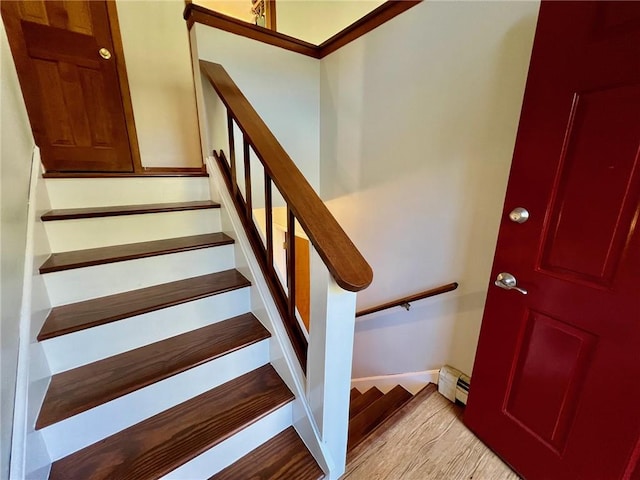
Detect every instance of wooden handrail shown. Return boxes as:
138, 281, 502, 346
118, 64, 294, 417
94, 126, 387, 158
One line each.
184, 1, 421, 59
201, 60, 373, 292
356, 282, 459, 317
185, 4, 319, 58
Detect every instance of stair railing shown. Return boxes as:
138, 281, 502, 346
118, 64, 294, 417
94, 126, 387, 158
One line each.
201, 60, 372, 365
356, 282, 459, 317
199, 60, 372, 475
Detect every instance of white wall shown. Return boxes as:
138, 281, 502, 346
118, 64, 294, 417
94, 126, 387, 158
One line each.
116, 0, 202, 168
194, 0, 254, 23
0, 22, 35, 480
277, 0, 384, 45
195, 24, 320, 190
319, 0, 539, 377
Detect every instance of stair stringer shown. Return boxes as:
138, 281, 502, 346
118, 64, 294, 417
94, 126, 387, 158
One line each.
205, 157, 333, 478
12, 150, 53, 480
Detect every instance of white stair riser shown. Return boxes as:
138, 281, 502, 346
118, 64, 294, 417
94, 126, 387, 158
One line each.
45, 177, 211, 209
44, 209, 222, 252
42, 341, 270, 461
43, 288, 251, 373
161, 403, 293, 480
43, 245, 235, 306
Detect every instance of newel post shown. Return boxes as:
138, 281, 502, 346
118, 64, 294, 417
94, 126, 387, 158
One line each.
306, 249, 357, 479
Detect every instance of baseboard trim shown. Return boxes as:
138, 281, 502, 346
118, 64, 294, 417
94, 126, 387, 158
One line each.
351, 369, 440, 395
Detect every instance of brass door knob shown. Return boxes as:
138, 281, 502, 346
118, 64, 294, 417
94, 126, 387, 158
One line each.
99, 48, 112, 60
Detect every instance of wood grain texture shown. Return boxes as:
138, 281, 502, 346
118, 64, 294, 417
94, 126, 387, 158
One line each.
43, 171, 209, 178
350, 388, 361, 403
184, 4, 319, 58
347, 384, 436, 463
49, 364, 294, 480
37, 313, 270, 429
348, 386, 412, 451
1, 0, 135, 172
38, 269, 250, 341
356, 282, 459, 317
344, 391, 520, 480
211, 427, 324, 480
349, 387, 383, 419
39, 232, 234, 273
41, 200, 219, 221
202, 62, 373, 292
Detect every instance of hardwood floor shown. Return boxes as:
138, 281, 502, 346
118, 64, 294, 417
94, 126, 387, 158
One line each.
343, 391, 520, 480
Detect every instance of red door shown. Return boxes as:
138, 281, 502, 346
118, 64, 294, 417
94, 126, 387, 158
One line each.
464, 2, 640, 479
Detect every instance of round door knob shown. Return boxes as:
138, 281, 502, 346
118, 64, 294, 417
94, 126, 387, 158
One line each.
509, 207, 530, 223
99, 48, 112, 60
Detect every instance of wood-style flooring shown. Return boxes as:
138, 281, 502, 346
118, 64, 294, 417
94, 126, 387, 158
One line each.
343, 391, 520, 480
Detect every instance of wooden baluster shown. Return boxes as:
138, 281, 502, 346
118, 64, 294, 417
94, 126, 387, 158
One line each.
287, 208, 296, 322
265, 174, 273, 267
227, 112, 238, 198
243, 138, 252, 219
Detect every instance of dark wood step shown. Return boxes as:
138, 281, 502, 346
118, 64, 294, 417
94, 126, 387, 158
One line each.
38, 269, 250, 341
41, 200, 219, 221
350, 387, 361, 403
39, 232, 234, 274
210, 427, 324, 480
349, 387, 383, 419
49, 364, 293, 480
37, 313, 269, 429
347, 385, 413, 452
346, 384, 437, 463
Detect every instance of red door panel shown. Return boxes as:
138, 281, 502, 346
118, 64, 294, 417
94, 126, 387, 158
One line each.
465, 2, 640, 479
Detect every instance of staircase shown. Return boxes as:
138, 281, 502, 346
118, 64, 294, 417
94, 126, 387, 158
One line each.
347, 384, 437, 457
35, 175, 324, 479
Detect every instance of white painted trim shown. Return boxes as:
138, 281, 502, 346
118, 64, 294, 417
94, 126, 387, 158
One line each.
161, 403, 292, 479
205, 157, 332, 476
10, 149, 51, 479
351, 369, 440, 395
42, 340, 269, 460
42, 288, 250, 373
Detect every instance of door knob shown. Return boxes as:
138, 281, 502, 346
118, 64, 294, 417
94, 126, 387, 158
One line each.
99, 48, 112, 60
495, 272, 527, 295
509, 207, 530, 223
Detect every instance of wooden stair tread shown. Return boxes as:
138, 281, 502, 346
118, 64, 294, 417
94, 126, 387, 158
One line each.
48, 365, 294, 480
349, 387, 383, 419
350, 387, 361, 402
346, 384, 437, 463
37, 313, 269, 429
348, 385, 413, 452
38, 269, 250, 341
41, 200, 220, 221
210, 427, 324, 480
39, 232, 234, 273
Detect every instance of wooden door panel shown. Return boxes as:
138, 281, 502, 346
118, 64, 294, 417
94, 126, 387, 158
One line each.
1, 0, 134, 172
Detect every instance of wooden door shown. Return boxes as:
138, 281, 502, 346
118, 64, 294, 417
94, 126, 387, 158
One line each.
464, 2, 640, 479
1, 1, 135, 172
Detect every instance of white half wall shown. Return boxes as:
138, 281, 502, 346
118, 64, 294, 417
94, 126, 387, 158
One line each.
115, 0, 202, 168
0, 22, 35, 480
195, 23, 320, 191
319, 0, 540, 377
